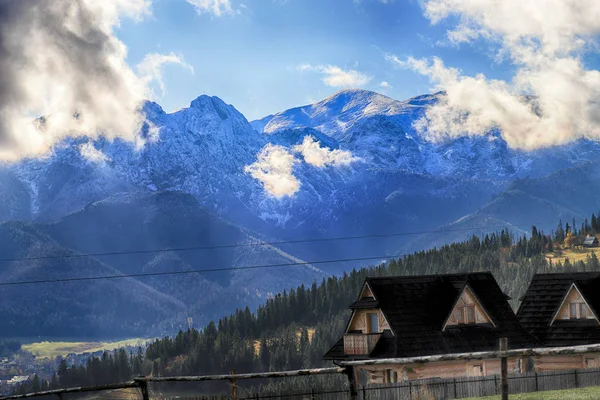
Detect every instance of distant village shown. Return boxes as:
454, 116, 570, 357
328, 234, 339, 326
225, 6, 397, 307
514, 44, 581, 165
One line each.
0, 347, 143, 396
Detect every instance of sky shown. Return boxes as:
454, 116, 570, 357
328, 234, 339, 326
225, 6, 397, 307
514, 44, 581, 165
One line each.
4, 0, 600, 160
115, 0, 512, 120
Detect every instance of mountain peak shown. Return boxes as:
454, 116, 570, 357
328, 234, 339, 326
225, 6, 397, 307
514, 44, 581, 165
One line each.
142, 100, 165, 117
190, 94, 225, 108
327, 88, 377, 96
316, 88, 397, 112
189, 95, 232, 120
258, 88, 406, 134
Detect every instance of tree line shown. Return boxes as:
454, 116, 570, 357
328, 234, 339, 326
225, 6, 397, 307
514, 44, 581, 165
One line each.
14, 214, 600, 395
0, 340, 20, 358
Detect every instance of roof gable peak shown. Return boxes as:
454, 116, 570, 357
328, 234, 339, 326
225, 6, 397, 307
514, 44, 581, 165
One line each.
442, 284, 496, 330
550, 283, 600, 326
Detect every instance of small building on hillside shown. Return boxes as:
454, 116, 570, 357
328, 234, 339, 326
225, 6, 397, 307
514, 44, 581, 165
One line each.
518, 272, 600, 370
323, 272, 539, 383
583, 235, 599, 248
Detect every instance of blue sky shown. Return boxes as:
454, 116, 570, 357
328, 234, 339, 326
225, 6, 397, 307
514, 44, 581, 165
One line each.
115, 0, 512, 120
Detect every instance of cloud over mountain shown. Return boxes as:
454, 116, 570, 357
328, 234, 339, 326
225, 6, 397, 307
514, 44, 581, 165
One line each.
244, 144, 301, 198
0, 0, 190, 161
245, 136, 358, 198
298, 64, 372, 88
390, 0, 600, 150
293, 136, 357, 168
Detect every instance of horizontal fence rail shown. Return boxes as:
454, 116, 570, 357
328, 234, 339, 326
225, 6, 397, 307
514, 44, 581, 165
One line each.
141, 367, 347, 382
6, 342, 600, 400
338, 342, 600, 367
0, 380, 140, 399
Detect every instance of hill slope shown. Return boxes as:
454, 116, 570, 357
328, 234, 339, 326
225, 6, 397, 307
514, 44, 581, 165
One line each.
0, 191, 325, 338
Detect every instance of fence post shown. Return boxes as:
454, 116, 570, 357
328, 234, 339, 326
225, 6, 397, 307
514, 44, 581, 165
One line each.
535, 372, 539, 392
230, 369, 238, 400
362, 385, 366, 400
409, 381, 412, 397
311, 388, 316, 400
453, 378, 457, 399
574, 369, 579, 388
494, 375, 498, 394
499, 337, 509, 400
344, 366, 359, 400
137, 378, 150, 400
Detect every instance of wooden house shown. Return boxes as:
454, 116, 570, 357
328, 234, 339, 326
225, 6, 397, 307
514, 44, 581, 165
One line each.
517, 272, 600, 371
324, 272, 539, 383
583, 235, 599, 248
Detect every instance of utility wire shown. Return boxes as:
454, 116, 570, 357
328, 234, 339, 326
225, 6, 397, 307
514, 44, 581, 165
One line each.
0, 220, 557, 263
0, 254, 404, 287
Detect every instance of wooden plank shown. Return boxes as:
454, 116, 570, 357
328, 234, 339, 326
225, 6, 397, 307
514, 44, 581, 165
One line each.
340, 343, 600, 367
142, 367, 346, 382
0, 381, 139, 399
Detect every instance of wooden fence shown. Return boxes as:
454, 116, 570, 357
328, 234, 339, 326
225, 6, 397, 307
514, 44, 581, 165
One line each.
356, 367, 600, 400
156, 367, 600, 400
7, 342, 600, 400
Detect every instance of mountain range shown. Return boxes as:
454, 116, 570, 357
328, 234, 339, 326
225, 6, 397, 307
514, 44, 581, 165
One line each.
1, 88, 600, 338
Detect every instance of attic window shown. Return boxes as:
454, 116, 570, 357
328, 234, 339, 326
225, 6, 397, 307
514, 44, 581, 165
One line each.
454, 305, 476, 325
569, 302, 590, 320
367, 313, 380, 333
444, 285, 495, 330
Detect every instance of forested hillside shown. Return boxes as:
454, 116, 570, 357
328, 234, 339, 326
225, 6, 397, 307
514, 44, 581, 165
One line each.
14, 217, 600, 395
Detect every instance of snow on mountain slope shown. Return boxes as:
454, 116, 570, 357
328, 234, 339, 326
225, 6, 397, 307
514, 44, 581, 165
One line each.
254, 89, 600, 181
260, 89, 426, 136
4, 88, 600, 279
3, 88, 600, 337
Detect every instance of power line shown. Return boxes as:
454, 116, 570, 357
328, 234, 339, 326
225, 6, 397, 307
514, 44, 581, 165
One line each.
0, 220, 556, 263
0, 254, 404, 287
0, 218, 566, 287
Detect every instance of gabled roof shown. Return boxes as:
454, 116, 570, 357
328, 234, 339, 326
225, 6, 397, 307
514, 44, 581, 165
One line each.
583, 236, 599, 245
349, 297, 378, 309
518, 272, 600, 346
549, 283, 600, 325
324, 272, 539, 360
442, 284, 496, 330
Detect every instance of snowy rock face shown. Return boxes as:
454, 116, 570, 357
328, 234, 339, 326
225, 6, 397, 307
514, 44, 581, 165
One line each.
5, 88, 600, 268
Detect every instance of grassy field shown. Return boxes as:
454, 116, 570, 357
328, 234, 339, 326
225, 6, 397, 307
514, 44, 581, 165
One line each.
468, 386, 600, 399
544, 244, 600, 264
22, 338, 151, 359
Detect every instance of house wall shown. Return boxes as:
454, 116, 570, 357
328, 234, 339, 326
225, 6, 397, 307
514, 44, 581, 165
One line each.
535, 352, 600, 371
359, 358, 522, 383
348, 309, 390, 333
445, 287, 492, 327
360, 285, 374, 299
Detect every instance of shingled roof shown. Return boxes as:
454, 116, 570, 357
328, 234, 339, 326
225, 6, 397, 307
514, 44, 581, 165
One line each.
517, 272, 600, 346
324, 272, 539, 360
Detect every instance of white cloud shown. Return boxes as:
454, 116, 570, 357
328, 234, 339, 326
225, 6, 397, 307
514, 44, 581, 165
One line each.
390, 0, 600, 150
79, 142, 111, 164
0, 0, 192, 161
244, 144, 300, 198
137, 52, 194, 98
293, 136, 358, 167
187, 0, 234, 16
298, 64, 372, 88
245, 137, 358, 197
379, 81, 391, 88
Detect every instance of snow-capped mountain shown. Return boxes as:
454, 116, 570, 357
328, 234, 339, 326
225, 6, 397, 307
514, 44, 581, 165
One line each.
3, 88, 600, 338
10, 88, 599, 229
